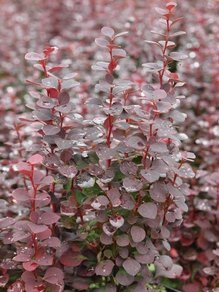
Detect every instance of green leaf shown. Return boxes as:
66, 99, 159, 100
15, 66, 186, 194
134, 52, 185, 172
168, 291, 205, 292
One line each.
73, 154, 88, 169
82, 183, 102, 197
63, 179, 72, 192
76, 190, 86, 204
132, 155, 142, 165
88, 151, 99, 164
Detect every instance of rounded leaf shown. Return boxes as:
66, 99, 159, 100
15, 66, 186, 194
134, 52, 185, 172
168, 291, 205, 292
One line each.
43, 267, 64, 285
130, 225, 146, 243
101, 27, 115, 38
59, 165, 77, 178
122, 258, 141, 276
115, 270, 134, 286
116, 234, 130, 247
138, 202, 158, 219
95, 260, 114, 276
123, 178, 143, 192
25, 52, 45, 61
27, 154, 43, 165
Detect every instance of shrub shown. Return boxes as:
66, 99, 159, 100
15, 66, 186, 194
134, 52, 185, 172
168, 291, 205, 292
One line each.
2, 1, 212, 291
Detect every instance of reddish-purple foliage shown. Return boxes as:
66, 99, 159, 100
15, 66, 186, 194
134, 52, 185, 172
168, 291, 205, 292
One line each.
0, 0, 218, 291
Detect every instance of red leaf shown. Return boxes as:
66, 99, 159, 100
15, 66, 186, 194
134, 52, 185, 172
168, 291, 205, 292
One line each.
130, 225, 146, 243
101, 26, 115, 38
47, 88, 59, 98
58, 91, 70, 105
43, 267, 64, 285
0, 217, 15, 229
35, 248, 53, 266
38, 211, 60, 225
123, 258, 141, 276
138, 202, 158, 219
23, 261, 38, 272
27, 222, 49, 234
166, 2, 177, 11
11, 188, 30, 202
95, 260, 114, 276
28, 154, 43, 165
43, 46, 58, 57
60, 250, 86, 267
41, 237, 61, 248
13, 162, 32, 176
25, 52, 45, 61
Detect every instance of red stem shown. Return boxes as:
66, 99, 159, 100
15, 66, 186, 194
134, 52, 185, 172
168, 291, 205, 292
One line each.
159, 18, 170, 87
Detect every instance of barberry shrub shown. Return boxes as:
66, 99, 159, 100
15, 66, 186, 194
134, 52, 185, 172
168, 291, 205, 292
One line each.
0, 2, 195, 291
169, 1, 219, 290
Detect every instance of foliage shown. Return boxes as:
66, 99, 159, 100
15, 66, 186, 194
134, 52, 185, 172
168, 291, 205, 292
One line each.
0, 0, 218, 291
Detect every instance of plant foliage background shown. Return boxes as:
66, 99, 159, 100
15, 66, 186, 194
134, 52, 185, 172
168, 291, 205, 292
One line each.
0, 1, 218, 291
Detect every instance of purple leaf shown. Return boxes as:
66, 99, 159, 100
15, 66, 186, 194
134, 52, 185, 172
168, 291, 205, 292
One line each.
11, 188, 30, 202
115, 270, 134, 286
62, 79, 79, 89
38, 211, 60, 225
175, 163, 195, 178
123, 177, 143, 192
104, 102, 123, 116
169, 52, 188, 61
125, 136, 145, 150
60, 250, 86, 267
22, 261, 38, 272
100, 232, 113, 245
122, 258, 141, 276
56, 138, 74, 150
35, 191, 51, 208
112, 48, 126, 58
42, 77, 58, 88
95, 37, 109, 47
21, 271, 41, 291
55, 103, 72, 113
43, 267, 64, 285
0, 217, 15, 229
27, 222, 49, 234
116, 234, 130, 247
101, 27, 115, 38
39, 175, 54, 188
77, 173, 95, 188
25, 52, 45, 61
28, 154, 44, 165
120, 192, 135, 210
102, 223, 117, 236
150, 182, 168, 203
130, 225, 146, 243
43, 125, 60, 135
95, 260, 114, 276
58, 91, 70, 105
13, 162, 32, 175
60, 201, 77, 216
150, 142, 168, 153
34, 248, 53, 266
142, 62, 163, 72
33, 109, 53, 121
138, 202, 158, 219
120, 161, 138, 176
109, 216, 124, 229
91, 195, 109, 210
13, 248, 34, 262
59, 165, 78, 178
140, 169, 159, 183
107, 188, 121, 207
41, 237, 61, 248
155, 263, 183, 278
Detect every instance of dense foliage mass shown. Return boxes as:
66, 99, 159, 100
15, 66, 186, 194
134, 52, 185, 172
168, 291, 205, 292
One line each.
0, 1, 218, 291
